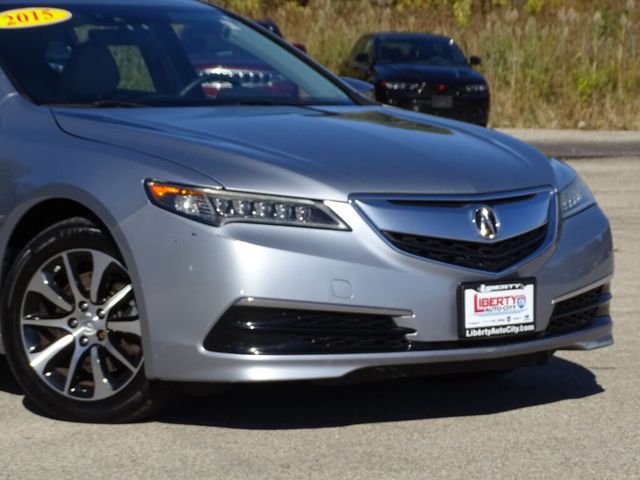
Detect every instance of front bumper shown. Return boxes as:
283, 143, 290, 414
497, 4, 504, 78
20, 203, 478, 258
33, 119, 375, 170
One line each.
377, 90, 490, 126
121, 201, 613, 383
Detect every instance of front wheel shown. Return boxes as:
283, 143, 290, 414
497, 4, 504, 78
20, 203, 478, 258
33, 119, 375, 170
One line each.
1, 218, 170, 422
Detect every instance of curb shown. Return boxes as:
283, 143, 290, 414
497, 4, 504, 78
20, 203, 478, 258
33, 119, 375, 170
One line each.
497, 128, 640, 158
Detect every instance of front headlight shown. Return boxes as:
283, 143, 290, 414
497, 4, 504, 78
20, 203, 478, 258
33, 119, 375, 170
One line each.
381, 81, 419, 91
360, 89, 376, 100
145, 180, 350, 230
465, 84, 487, 93
559, 176, 596, 219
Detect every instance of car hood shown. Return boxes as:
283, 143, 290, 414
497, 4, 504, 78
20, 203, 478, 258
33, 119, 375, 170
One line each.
53, 105, 552, 201
374, 63, 486, 85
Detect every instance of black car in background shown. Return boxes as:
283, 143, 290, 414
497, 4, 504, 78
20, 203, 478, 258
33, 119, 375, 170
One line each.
340, 32, 490, 126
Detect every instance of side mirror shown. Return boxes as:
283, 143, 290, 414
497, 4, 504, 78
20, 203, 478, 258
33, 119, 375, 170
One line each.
341, 77, 375, 100
293, 43, 307, 53
355, 52, 370, 64
469, 55, 482, 66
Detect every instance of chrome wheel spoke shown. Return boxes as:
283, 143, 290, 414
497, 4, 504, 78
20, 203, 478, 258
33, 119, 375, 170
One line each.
62, 252, 85, 304
22, 316, 72, 331
63, 344, 86, 394
27, 274, 72, 313
89, 251, 114, 304
103, 338, 136, 372
103, 284, 133, 314
29, 334, 74, 375
108, 317, 141, 336
90, 347, 114, 399
21, 248, 142, 402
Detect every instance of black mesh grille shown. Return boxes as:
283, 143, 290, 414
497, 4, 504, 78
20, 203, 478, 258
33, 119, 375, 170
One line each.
551, 288, 602, 316
546, 309, 599, 335
204, 307, 415, 355
383, 224, 548, 272
546, 286, 609, 335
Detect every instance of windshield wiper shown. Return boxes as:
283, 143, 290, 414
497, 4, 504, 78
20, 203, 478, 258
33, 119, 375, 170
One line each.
90, 99, 149, 108
213, 98, 314, 107
46, 98, 346, 108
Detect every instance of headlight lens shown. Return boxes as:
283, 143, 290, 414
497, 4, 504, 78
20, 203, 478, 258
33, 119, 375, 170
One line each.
145, 181, 349, 230
361, 89, 376, 100
465, 84, 488, 93
381, 81, 419, 91
560, 176, 596, 218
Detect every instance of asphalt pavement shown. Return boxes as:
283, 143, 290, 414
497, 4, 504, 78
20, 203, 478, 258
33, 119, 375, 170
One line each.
0, 148, 639, 479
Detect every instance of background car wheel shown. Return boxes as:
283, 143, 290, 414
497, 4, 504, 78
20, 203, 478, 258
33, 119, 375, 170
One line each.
1, 217, 171, 423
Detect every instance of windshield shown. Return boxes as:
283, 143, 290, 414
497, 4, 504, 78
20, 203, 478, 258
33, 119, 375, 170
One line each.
377, 37, 468, 66
0, 3, 354, 107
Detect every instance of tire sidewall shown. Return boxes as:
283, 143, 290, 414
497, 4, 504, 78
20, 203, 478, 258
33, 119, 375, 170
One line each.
1, 219, 153, 423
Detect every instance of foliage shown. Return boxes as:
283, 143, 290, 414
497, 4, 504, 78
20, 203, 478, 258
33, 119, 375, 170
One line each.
214, 0, 640, 129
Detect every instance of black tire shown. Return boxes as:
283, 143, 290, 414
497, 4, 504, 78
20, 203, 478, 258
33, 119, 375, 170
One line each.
1, 217, 171, 423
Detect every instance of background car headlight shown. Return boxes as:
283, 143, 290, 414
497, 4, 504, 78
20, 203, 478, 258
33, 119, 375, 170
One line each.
381, 81, 419, 91
360, 89, 376, 100
145, 181, 350, 230
465, 84, 488, 93
560, 176, 596, 218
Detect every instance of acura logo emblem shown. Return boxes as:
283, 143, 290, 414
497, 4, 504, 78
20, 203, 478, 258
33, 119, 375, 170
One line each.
473, 206, 500, 239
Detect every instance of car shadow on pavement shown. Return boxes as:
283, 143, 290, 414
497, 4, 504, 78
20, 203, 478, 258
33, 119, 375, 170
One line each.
158, 356, 604, 430
0, 355, 604, 426
0, 356, 22, 396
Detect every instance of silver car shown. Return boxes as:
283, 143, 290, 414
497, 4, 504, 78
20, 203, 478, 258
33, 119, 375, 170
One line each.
0, 0, 613, 422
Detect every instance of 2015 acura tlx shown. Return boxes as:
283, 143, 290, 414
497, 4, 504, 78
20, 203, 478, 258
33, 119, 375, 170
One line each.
0, 0, 613, 422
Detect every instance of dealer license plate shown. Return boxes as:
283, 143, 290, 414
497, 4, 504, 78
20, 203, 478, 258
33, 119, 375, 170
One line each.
432, 95, 453, 108
458, 280, 536, 339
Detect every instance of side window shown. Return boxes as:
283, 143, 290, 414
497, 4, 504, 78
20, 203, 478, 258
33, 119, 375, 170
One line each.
66, 26, 157, 94
174, 22, 299, 99
108, 45, 155, 92
351, 36, 367, 60
44, 41, 72, 73
364, 38, 374, 59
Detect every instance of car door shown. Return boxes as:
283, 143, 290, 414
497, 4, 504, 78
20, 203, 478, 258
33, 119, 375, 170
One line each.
0, 68, 6, 322
0, 67, 17, 235
0, 67, 22, 346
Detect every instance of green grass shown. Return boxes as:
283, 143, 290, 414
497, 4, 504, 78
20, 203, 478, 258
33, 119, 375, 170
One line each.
215, 0, 640, 129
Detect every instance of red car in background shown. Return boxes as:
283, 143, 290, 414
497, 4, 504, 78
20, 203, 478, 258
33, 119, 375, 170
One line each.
180, 19, 299, 99
179, 17, 374, 101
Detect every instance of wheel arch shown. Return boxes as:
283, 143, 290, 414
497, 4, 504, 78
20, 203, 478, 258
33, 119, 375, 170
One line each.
0, 195, 169, 419
2, 197, 120, 285
0, 191, 146, 327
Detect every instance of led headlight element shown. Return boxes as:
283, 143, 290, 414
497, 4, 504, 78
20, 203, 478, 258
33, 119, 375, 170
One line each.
381, 81, 420, 91
145, 181, 350, 230
465, 84, 488, 93
559, 176, 596, 219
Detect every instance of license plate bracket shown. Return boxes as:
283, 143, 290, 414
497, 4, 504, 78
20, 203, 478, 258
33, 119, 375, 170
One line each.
432, 95, 453, 108
457, 279, 536, 340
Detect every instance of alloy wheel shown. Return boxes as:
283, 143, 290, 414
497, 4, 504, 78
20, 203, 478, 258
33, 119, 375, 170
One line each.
19, 249, 143, 401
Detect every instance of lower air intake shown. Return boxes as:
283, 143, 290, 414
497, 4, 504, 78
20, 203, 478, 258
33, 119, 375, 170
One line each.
546, 285, 611, 336
204, 307, 415, 355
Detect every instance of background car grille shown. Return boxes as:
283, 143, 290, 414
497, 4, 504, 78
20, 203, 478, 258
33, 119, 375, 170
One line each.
382, 224, 548, 272
204, 307, 415, 355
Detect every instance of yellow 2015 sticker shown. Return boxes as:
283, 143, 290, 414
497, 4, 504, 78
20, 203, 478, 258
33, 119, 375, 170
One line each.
0, 7, 72, 29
